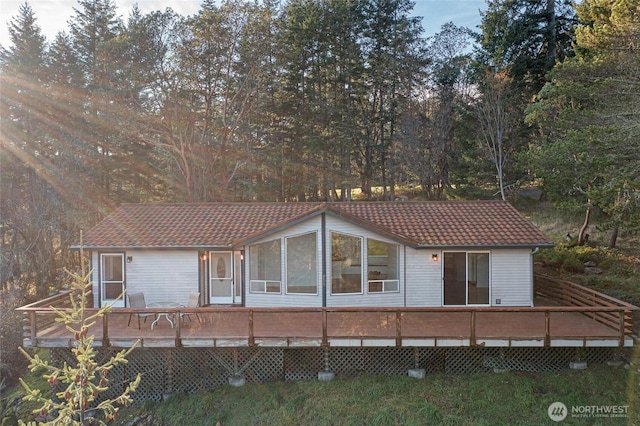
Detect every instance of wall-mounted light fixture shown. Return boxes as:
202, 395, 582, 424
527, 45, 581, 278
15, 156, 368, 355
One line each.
126, 256, 133, 263
201, 253, 207, 261
432, 253, 438, 262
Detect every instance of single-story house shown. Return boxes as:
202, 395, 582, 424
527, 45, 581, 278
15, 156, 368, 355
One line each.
75, 201, 554, 309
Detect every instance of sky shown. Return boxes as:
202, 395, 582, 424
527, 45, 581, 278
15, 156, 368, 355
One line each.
0, 0, 486, 49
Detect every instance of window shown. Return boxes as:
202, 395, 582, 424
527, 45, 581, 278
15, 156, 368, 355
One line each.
367, 239, 399, 293
249, 239, 281, 293
331, 232, 362, 294
286, 232, 318, 294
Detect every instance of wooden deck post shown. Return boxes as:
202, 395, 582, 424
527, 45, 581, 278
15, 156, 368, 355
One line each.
102, 314, 110, 347
248, 310, 254, 346
544, 311, 551, 347
322, 309, 328, 346
29, 311, 36, 345
175, 310, 182, 347
470, 311, 476, 346
619, 310, 625, 347
396, 311, 402, 346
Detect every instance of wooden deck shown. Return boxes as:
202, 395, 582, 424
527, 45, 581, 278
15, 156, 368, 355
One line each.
17, 275, 637, 349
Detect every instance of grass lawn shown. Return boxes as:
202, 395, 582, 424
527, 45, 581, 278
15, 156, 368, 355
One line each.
110, 362, 639, 425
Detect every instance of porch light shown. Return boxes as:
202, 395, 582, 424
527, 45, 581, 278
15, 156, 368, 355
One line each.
201, 253, 207, 261
127, 256, 133, 263
432, 254, 438, 262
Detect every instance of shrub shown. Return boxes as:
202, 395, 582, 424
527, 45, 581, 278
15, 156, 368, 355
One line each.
0, 280, 30, 389
560, 256, 584, 273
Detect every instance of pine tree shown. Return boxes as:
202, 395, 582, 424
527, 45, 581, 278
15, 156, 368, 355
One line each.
0, 2, 47, 73
18, 247, 140, 425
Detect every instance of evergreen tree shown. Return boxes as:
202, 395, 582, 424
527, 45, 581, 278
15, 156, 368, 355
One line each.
525, 0, 640, 246
358, 0, 427, 199
477, 0, 576, 97
0, 2, 47, 74
19, 250, 140, 425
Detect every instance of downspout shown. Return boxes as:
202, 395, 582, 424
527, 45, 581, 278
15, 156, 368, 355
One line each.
322, 213, 327, 307
241, 249, 246, 307
531, 247, 539, 307
403, 246, 407, 307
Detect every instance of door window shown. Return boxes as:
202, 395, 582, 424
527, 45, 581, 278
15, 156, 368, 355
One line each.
101, 253, 124, 304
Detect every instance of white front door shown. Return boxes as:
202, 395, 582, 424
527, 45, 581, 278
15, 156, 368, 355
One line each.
100, 253, 125, 307
209, 251, 242, 304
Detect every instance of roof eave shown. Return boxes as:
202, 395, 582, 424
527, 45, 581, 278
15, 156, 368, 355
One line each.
415, 242, 555, 250
70, 245, 233, 251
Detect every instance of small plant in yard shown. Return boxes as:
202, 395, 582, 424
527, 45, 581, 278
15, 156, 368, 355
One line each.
18, 248, 140, 425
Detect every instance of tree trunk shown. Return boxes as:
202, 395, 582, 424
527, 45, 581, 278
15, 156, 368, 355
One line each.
577, 203, 591, 246
608, 224, 619, 249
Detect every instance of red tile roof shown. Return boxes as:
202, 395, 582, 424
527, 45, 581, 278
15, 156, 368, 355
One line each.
78, 201, 553, 249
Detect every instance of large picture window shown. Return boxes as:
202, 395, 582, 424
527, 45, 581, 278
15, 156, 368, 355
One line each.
286, 232, 318, 294
249, 239, 281, 293
331, 232, 362, 294
367, 239, 399, 293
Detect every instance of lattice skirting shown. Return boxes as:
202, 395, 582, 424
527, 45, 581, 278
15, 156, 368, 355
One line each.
49, 347, 625, 404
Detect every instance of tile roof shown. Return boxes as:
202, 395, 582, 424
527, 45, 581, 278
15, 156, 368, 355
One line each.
78, 201, 553, 249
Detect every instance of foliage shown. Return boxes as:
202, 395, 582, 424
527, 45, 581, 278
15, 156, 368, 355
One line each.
524, 0, 640, 244
476, 0, 577, 97
395, 23, 475, 200
17, 258, 140, 425
0, 281, 30, 390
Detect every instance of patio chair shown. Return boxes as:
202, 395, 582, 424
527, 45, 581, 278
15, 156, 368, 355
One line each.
181, 291, 202, 324
127, 292, 155, 329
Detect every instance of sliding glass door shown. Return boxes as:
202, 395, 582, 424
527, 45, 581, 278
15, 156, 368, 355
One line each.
443, 252, 489, 305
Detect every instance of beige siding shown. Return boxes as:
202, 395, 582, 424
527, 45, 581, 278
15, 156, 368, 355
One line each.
490, 249, 534, 306
91, 250, 198, 307
405, 249, 442, 306
124, 250, 199, 306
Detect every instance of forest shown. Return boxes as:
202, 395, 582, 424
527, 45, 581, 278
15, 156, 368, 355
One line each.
0, 0, 638, 315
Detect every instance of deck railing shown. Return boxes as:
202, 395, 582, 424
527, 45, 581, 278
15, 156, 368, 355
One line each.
18, 291, 75, 345
17, 285, 637, 349
534, 273, 636, 340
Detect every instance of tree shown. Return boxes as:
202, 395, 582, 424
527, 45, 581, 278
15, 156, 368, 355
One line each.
475, 69, 516, 200
0, 2, 62, 298
477, 0, 576, 97
358, 0, 427, 199
395, 23, 475, 200
19, 249, 140, 425
0, 2, 47, 74
525, 0, 640, 247
274, 0, 366, 201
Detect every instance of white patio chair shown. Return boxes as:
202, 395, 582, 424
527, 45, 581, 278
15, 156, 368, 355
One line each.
127, 292, 155, 329
181, 291, 202, 324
